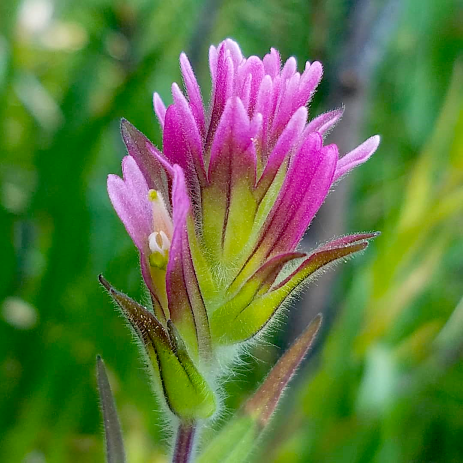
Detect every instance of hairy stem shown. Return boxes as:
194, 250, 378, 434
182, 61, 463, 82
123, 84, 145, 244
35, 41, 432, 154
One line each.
172, 422, 197, 463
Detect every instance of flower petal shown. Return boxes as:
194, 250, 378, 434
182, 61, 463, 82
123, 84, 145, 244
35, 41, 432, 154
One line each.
206, 46, 235, 151
271, 71, 301, 140
255, 106, 307, 202
334, 135, 380, 181
281, 56, 297, 81
254, 75, 274, 158
296, 61, 323, 109
223, 38, 244, 68
171, 82, 206, 183
263, 48, 281, 78
208, 45, 218, 83
237, 55, 264, 115
166, 166, 211, 359
163, 104, 202, 208
153, 92, 167, 129
180, 52, 206, 137
208, 97, 258, 182
107, 156, 151, 251
259, 133, 338, 257
304, 107, 344, 137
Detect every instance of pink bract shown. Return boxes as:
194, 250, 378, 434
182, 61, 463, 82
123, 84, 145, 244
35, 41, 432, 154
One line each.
107, 38, 380, 348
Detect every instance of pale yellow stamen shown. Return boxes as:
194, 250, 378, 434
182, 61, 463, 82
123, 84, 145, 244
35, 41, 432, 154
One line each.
147, 189, 173, 269
148, 231, 170, 255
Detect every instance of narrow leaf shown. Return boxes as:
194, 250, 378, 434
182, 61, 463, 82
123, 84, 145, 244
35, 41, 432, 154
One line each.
198, 316, 322, 463
244, 314, 322, 425
317, 232, 380, 251
196, 415, 257, 463
96, 356, 126, 463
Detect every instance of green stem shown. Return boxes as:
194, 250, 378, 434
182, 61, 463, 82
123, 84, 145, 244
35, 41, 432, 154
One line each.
172, 422, 197, 463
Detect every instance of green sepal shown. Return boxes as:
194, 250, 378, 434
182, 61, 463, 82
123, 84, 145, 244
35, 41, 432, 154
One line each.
200, 158, 287, 289
210, 252, 304, 344
148, 264, 169, 319
201, 179, 258, 269
212, 241, 369, 344
200, 186, 227, 264
227, 163, 288, 290
165, 320, 216, 418
226, 251, 305, 297
155, 324, 217, 420
99, 275, 170, 349
222, 176, 258, 263
187, 217, 217, 302
99, 275, 216, 420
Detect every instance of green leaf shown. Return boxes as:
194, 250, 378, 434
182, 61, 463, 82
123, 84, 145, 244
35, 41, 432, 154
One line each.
245, 314, 322, 423
96, 356, 126, 463
198, 315, 322, 462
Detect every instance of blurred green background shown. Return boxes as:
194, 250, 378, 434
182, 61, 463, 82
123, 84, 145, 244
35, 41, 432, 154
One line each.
1, 0, 462, 462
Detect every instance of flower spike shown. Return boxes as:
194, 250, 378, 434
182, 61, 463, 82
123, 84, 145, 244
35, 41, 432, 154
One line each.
104, 38, 380, 428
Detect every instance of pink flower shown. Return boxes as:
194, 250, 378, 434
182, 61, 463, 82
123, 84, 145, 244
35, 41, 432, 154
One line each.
103, 38, 379, 419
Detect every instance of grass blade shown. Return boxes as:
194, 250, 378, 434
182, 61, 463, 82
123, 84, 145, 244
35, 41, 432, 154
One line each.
96, 356, 126, 463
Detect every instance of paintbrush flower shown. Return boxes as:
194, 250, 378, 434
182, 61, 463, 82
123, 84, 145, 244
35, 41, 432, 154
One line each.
102, 38, 379, 421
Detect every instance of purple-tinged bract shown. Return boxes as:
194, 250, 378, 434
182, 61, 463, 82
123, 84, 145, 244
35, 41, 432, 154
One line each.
103, 38, 379, 421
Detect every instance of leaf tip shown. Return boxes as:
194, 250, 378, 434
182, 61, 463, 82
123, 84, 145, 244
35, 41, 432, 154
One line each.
98, 274, 111, 291
245, 314, 323, 427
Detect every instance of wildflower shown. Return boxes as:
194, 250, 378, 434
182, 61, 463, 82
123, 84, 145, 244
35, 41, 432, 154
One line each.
102, 39, 379, 422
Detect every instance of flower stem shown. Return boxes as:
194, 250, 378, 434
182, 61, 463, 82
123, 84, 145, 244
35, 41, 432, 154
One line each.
172, 422, 196, 463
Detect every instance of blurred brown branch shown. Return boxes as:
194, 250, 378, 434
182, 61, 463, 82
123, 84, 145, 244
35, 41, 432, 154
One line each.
288, 0, 403, 343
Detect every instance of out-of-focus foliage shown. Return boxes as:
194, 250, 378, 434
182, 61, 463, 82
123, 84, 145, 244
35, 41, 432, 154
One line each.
0, 0, 461, 462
